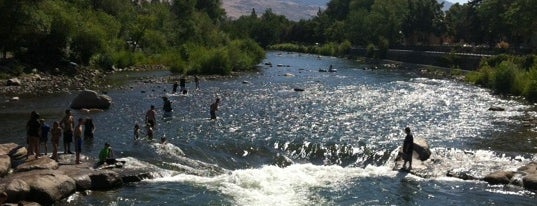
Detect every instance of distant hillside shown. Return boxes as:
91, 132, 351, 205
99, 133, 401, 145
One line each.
222, 0, 456, 21
222, 0, 328, 21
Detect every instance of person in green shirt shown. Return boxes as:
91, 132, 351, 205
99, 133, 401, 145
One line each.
98, 143, 117, 165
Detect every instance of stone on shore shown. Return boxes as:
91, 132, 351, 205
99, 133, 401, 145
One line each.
6, 78, 21, 86
70, 89, 112, 110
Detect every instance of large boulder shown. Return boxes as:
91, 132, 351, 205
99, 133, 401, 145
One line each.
0, 144, 27, 168
523, 174, 537, 190
1, 169, 76, 205
6, 78, 21, 86
15, 157, 59, 172
0, 179, 30, 203
484, 171, 515, 185
413, 137, 431, 161
59, 163, 123, 191
396, 137, 431, 162
70, 89, 112, 110
0, 155, 11, 177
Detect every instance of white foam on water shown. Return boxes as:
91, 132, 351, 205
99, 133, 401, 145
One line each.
148, 164, 399, 206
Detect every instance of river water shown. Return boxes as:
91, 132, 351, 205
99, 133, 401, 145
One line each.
1, 52, 536, 205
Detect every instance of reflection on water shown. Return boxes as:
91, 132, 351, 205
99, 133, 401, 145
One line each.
2, 52, 537, 205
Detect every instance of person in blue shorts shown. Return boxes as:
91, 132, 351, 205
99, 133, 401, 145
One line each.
39, 119, 50, 155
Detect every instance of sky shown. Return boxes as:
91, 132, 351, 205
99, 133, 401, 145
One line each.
449, 0, 469, 4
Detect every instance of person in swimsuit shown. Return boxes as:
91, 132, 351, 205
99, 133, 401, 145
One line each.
60, 109, 75, 154
145, 105, 156, 128
50, 121, 62, 161
39, 119, 50, 155
210, 98, 220, 120
74, 118, 84, 164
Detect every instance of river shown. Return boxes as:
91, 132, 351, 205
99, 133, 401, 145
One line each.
1, 52, 536, 205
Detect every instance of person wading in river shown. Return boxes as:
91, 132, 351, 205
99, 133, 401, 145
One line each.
210, 98, 220, 120
74, 118, 84, 164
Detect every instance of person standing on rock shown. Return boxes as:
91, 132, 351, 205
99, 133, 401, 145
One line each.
60, 109, 75, 154
145, 105, 156, 128
39, 119, 50, 156
50, 121, 62, 161
210, 98, 220, 120
74, 118, 84, 164
402, 127, 414, 171
26, 111, 41, 159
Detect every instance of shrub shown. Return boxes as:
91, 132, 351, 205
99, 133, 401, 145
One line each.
493, 61, 517, 94
366, 43, 376, 58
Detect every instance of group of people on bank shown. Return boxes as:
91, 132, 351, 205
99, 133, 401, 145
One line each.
26, 109, 95, 164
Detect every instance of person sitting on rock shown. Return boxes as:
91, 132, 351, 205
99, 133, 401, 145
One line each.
98, 143, 124, 166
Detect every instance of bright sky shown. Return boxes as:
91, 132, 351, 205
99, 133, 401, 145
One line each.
450, 0, 469, 4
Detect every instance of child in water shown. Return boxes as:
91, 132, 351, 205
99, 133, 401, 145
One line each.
146, 124, 153, 140
134, 124, 140, 140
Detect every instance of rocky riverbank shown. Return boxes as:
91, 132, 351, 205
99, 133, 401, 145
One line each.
0, 143, 161, 205
0, 65, 169, 99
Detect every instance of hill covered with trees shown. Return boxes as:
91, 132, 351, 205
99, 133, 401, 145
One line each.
225, 0, 536, 56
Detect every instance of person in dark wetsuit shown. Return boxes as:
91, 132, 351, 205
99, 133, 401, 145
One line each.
210, 98, 220, 120
172, 82, 178, 93
26, 111, 41, 158
84, 118, 95, 140
179, 76, 186, 92
162, 96, 173, 112
402, 127, 414, 171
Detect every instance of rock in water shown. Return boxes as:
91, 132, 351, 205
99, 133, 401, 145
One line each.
413, 137, 431, 161
70, 89, 112, 110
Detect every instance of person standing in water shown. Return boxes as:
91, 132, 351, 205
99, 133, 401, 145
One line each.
74, 118, 84, 164
84, 118, 95, 140
194, 75, 200, 90
402, 127, 414, 171
210, 98, 220, 120
134, 123, 140, 140
172, 81, 179, 93
60, 109, 75, 154
162, 96, 173, 112
179, 76, 186, 92
145, 105, 156, 128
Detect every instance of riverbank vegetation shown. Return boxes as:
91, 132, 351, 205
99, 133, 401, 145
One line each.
0, 0, 264, 76
466, 55, 537, 102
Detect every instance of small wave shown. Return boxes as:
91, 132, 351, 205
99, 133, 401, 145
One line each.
148, 163, 399, 205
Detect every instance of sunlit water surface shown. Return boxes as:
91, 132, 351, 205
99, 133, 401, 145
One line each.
1, 52, 536, 205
